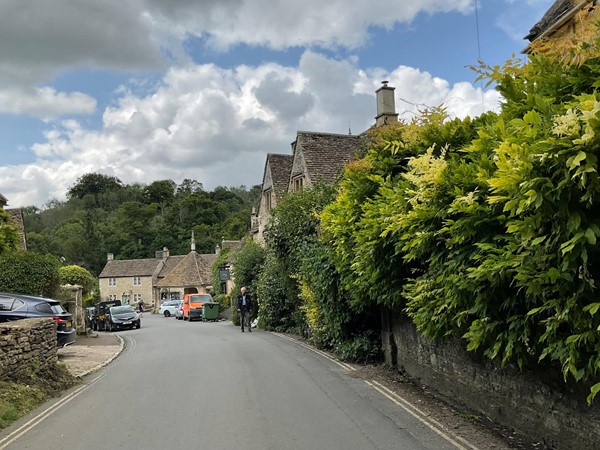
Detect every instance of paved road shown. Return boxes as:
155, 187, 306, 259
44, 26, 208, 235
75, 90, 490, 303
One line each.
1, 315, 464, 450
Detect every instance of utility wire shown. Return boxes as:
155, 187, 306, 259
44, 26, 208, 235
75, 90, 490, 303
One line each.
474, 0, 485, 113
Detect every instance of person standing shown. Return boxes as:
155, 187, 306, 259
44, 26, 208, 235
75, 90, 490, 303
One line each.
237, 287, 252, 332
137, 299, 144, 318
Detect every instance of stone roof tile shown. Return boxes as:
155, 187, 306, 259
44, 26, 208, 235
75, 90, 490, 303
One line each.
99, 259, 162, 278
295, 131, 362, 185
155, 251, 212, 287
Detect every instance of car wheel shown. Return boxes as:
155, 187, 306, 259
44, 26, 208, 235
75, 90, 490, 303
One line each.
136, 322, 141, 329
164, 311, 171, 317
108, 321, 113, 332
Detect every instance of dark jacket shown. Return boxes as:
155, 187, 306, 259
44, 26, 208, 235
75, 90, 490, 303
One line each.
237, 292, 252, 311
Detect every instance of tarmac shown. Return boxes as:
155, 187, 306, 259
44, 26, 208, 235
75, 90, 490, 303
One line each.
57, 332, 124, 378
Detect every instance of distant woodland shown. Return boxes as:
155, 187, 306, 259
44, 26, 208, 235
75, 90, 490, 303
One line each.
23, 173, 260, 275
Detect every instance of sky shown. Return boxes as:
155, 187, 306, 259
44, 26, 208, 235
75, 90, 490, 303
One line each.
0, 0, 554, 208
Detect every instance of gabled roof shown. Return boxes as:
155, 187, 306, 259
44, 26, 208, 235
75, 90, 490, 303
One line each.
293, 131, 362, 185
525, 0, 588, 42
267, 154, 293, 197
221, 240, 242, 253
99, 259, 161, 278
155, 251, 212, 287
157, 255, 185, 278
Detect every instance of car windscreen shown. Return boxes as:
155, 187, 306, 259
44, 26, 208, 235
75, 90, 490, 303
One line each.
110, 306, 135, 314
189, 295, 211, 303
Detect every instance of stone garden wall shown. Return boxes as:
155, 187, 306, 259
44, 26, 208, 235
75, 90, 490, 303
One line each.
381, 311, 600, 450
0, 318, 57, 379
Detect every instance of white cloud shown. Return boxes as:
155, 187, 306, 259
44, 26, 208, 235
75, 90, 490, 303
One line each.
0, 87, 96, 118
0, 53, 500, 208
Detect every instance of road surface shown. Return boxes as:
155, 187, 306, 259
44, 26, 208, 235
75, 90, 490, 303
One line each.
0, 315, 473, 450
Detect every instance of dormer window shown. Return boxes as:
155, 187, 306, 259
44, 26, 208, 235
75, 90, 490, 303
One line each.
292, 176, 304, 192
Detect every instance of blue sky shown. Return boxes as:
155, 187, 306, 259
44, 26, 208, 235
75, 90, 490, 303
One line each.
0, 0, 554, 207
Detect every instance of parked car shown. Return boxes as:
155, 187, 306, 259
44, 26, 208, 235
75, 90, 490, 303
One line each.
105, 305, 141, 331
175, 302, 184, 320
159, 300, 181, 317
0, 293, 76, 348
84, 306, 96, 330
92, 300, 122, 331
182, 293, 213, 322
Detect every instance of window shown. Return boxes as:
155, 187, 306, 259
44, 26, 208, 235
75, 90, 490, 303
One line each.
293, 176, 303, 192
109, 277, 116, 286
133, 276, 141, 286
264, 190, 272, 212
108, 294, 118, 301
133, 294, 142, 302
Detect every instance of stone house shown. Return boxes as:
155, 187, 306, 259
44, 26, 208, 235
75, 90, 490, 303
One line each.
98, 240, 233, 310
524, 0, 599, 47
252, 81, 399, 244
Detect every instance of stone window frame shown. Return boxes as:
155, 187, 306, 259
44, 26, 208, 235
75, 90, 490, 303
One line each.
292, 176, 304, 192
133, 276, 141, 286
109, 277, 117, 286
263, 188, 273, 212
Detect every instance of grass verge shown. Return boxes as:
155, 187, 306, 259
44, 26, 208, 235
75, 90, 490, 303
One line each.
0, 361, 77, 429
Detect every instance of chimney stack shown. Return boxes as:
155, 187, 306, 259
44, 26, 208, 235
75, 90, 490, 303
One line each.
107, 253, 114, 261
375, 81, 398, 127
191, 231, 196, 252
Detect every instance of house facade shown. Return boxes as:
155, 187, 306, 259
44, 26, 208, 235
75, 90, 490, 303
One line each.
252, 82, 398, 244
98, 240, 237, 310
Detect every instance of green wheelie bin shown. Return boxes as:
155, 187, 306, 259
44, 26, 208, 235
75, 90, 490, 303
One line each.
202, 302, 220, 321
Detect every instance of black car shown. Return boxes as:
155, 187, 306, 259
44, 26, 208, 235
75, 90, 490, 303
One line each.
105, 305, 141, 331
92, 300, 122, 331
0, 293, 76, 348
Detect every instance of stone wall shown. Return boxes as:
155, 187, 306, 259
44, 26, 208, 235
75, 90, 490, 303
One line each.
0, 319, 57, 379
381, 310, 600, 450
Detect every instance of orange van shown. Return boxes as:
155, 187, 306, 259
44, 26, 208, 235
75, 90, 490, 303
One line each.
182, 293, 213, 322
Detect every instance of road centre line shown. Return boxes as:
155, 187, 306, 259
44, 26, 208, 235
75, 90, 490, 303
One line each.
0, 383, 93, 449
271, 332, 478, 450
366, 381, 479, 450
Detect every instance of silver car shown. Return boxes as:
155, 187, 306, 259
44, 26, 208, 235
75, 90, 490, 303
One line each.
159, 300, 182, 317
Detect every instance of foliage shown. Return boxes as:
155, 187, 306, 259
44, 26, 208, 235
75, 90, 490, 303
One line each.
0, 252, 60, 297
211, 249, 233, 296
256, 253, 301, 332
0, 361, 76, 429
67, 173, 124, 201
23, 175, 260, 276
59, 265, 97, 293
0, 209, 19, 255
230, 239, 266, 325
321, 40, 600, 402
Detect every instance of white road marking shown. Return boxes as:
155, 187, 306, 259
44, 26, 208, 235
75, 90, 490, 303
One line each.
0, 383, 93, 449
271, 332, 479, 450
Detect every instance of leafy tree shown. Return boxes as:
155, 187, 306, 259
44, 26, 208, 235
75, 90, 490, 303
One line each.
59, 265, 97, 294
144, 180, 176, 213
67, 173, 124, 202
0, 253, 60, 297
0, 209, 19, 255
231, 239, 266, 324
176, 179, 203, 197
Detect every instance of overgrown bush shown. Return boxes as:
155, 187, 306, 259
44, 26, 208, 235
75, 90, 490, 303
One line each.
230, 239, 266, 325
0, 252, 61, 297
321, 40, 600, 402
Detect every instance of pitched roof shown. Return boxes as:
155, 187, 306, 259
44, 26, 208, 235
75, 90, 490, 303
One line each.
221, 240, 242, 252
294, 131, 362, 185
267, 154, 293, 197
157, 255, 185, 278
524, 0, 585, 42
155, 251, 212, 287
99, 258, 161, 278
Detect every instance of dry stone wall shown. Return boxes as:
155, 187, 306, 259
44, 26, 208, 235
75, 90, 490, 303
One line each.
0, 318, 57, 379
381, 310, 600, 450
